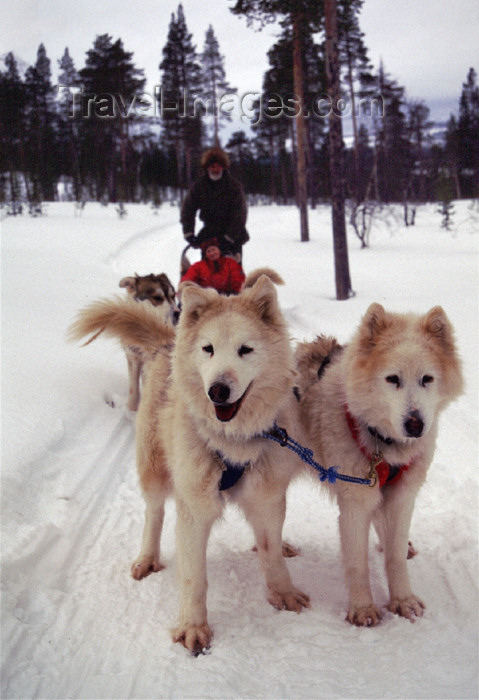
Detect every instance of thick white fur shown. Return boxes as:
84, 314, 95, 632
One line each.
71, 276, 310, 653
295, 303, 463, 626
69, 284, 178, 411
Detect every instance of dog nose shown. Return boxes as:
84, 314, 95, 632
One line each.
208, 382, 230, 404
404, 411, 424, 438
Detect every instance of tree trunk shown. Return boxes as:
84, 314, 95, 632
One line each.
325, 0, 353, 299
292, 9, 309, 241
269, 133, 278, 204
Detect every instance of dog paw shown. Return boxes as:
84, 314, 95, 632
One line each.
388, 595, 425, 621
172, 623, 212, 655
346, 604, 382, 627
131, 555, 164, 580
281, 541, 300, 558
268, 588, 311, 613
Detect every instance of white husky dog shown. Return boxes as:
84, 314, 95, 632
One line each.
69, 275, 310, 653
295, 304, 463, 626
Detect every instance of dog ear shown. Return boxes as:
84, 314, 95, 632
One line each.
422, 306, 464, 398
157, 273, 175, 295
247, 275, 282, 325
422, 306, 454, 349
181, 284, 218, 324
119, 276, 137, 291
362, 303, 390, 344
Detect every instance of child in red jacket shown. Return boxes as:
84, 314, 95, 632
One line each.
180, 238, 245, 295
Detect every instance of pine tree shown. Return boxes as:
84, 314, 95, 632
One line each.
226, 130, 251, 184
254, 28, 326, 205
159, 4, 203, 191
436, 173, 455, 230
58, 48, 83, 201
230, 0, 324, 242
79, 34, 146, 201
58, 48, 79, 104
337, 0, 375, 206
405, 100, 433, 209
0, 52, 27, 212
445, 114, 461, 199
254, 32, 301, 204
24, 44, 58, 204
201, 25, 236, 146
373, 63, 412, 202
457, 67, 479, 197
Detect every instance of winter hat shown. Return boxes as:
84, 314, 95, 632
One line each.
200, 238, 221, 252
201, 147, 230, 170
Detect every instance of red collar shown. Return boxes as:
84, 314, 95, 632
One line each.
344, 406, 410, 487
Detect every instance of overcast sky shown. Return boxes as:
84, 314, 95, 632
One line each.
2, 0, 478, 126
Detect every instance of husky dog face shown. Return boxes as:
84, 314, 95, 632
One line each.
120, 273, 180, 325
195, 313, 264, 422
175, 276, 295, 436
345, 304, 463, 442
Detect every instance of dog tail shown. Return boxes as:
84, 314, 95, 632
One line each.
294, 336, 343, 392
67, 296, 175, 353
242, 267, 284, 290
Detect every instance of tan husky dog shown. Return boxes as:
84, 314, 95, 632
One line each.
295, 304, 463, 626
69, 275, 310, 653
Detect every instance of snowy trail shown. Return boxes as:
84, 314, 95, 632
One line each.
2, 408, 137, 694
3, 410, 477, 699
104, 220, 180, 270
1, 202, 478, 699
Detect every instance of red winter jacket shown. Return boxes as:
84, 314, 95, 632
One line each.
180, 257, 245, 295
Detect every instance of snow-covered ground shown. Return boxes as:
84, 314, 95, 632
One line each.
1, 200, 478, 699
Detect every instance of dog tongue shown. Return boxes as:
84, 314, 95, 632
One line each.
215, 402, 238, 422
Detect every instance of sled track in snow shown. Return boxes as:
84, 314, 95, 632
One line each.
0, 409, 152, 698
104, 222, 175, 267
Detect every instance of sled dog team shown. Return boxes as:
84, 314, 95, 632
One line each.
69, 268, 463, 654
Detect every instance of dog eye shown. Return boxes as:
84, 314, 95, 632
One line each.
421, 375, 434, 387
238, 345, 253, 357
386, 375, 400, 387
202, 344, 214, 356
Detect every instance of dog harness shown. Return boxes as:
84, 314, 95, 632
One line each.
216, 425, 376, 492
216, 452, 250, 491
216, 418, 380, 492
344, 406, 411, 487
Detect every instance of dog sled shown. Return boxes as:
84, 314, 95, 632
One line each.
180, 243, 193, 278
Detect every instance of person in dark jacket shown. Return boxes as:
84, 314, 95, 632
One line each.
179, 239, 245, 295
180, 147, 249, 264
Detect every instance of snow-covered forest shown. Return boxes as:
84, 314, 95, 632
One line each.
1, 3, 478, 212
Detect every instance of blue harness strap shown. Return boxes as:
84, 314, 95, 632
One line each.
262, 423, 375, 487
216, 422, 375, 491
